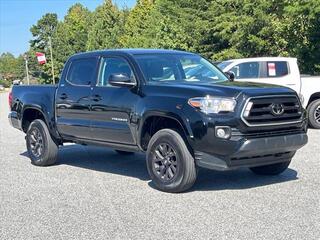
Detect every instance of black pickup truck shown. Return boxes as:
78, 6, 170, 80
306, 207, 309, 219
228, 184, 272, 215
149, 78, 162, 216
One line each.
9, 49, 308, 192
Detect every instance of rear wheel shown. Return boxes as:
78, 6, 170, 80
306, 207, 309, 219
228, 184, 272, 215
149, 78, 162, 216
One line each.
307, 99, 320, 129
26, 119, 58, 166
146, 129, 197, 193
249, 160, 291, 175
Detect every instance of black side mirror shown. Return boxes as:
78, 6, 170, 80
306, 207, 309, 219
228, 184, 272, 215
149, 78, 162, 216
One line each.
109, 73, 136, 87
224, 71, 235, 81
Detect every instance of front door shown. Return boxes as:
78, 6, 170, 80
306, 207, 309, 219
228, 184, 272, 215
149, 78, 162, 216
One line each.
56, 57, 99, 140
90, 56, 139, 145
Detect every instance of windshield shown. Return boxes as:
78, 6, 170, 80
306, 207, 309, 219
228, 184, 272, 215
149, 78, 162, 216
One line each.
217, 61, 233, 70
133, 54, 228, 84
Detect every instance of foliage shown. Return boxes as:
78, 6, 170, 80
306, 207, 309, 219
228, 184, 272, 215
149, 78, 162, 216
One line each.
86, 0, 124, 50
2, 0, 319, 83
0, 53, 24, 85
54, 4, 91, 76
29, 13, 59, 83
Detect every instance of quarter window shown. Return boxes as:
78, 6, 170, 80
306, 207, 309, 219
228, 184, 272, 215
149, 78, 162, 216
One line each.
67, 58, 97, 85
230, 62, 259, 79
98, 58, 134, 86
267, 61, 289, 77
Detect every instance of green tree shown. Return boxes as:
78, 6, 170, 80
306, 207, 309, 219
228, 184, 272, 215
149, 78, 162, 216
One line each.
86, 0, 124, 50
120, 0, 155, 47
30, 13, 58, 83
0, 53, 24, 86
202, 0, 289, 61
284, 0, 320, 74
53, 4, 91, 75
30, 13, 58, 50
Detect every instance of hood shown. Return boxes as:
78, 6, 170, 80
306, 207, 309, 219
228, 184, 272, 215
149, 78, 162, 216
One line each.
144, 81, 297, 100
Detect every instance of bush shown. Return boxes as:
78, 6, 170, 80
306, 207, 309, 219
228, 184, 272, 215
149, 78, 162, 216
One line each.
0, 79, 11, 88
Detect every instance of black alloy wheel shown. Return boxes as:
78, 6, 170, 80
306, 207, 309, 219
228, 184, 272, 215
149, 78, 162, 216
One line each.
151, 143, 178, 183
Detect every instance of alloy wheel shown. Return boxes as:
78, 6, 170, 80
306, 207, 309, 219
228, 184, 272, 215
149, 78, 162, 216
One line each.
29, 128, 44, 158
152, 143, 178, 182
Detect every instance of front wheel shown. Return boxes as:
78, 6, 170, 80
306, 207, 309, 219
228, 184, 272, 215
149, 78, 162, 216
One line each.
307, 99, 320, 129
146, 129, 197, 193
249, 160, 291, 175
26, 119, 58, 166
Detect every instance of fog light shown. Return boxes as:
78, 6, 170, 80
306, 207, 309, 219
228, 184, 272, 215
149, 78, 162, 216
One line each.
215, 126, 231, 139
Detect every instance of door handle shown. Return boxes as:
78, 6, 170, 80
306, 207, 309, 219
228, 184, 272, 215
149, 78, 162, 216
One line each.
92, 94, 102, 102
60, 93, 68, 100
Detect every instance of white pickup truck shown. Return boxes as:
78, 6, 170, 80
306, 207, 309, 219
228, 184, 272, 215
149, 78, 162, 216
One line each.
217, 57, 320, 129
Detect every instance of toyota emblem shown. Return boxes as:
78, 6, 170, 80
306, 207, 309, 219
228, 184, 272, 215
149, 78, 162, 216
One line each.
271, 103, 285, 116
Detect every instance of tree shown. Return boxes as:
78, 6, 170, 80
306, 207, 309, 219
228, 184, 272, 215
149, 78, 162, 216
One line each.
53, 4, 91, 75
30, 13, 58, 83
284, 0, 320, 74
120, 0, 155, 47
201, 0, 289, 61
0, 53, 24, 86
30, 13, 58, 50
86, 0, 124, 50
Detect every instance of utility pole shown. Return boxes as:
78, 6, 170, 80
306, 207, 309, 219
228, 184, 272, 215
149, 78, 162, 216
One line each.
48, 36, 55, 84
24, 54, 30, 85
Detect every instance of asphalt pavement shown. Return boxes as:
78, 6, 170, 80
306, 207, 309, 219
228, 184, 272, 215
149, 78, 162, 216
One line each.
0, 92, 319, 240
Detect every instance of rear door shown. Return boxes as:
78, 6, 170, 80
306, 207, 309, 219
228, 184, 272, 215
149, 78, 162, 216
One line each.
258, 61, 296, 90
56, 57, 99, 140
89, 56, 139, 144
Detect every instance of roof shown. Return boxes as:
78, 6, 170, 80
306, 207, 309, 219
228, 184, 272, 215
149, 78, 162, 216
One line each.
222, 57, 297, 62
71, 48, 195, 58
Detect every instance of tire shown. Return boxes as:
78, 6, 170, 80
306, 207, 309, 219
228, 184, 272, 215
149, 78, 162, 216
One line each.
307, 99, 320, 129
249, 160, 291, 175
146, 129, 197, 193
26, 119, 58, 166
115, 150, 134, 155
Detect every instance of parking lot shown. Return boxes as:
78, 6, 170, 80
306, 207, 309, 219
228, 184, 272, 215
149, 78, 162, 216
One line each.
0, 91, 319, 240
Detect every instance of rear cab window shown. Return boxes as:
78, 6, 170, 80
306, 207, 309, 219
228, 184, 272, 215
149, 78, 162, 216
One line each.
266, 61, 289, 77
66, 58, 98, 86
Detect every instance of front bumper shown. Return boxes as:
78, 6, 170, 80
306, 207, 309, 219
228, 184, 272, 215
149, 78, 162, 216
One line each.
195, 133, 308, 170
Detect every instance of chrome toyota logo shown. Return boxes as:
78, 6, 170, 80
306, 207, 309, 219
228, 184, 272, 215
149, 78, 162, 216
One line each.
271, 103, 285, 116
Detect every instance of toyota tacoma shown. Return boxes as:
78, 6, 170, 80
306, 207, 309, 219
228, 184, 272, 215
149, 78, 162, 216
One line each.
9, 49, 308, 192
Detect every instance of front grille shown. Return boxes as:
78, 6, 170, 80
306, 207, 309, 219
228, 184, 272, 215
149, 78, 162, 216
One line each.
242, 95, 302, 126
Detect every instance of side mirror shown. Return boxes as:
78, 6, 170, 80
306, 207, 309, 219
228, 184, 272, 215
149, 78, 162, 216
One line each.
224, 71, 235, 81
109, 73, 136, 87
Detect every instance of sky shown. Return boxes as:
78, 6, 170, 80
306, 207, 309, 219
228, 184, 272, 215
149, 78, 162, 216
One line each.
0, 0, 136, 57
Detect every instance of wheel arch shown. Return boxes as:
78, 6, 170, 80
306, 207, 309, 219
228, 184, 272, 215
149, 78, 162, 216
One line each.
138, 111, 194, 152
307, 92, 320, 107
21, 106, 48, 133
21, 105, 61, 143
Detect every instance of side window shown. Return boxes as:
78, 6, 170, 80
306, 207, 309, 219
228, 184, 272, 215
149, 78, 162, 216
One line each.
135, 56, 178, 82
98, 58, 134, 86
230, 62, 259, 79
67, 58, 97, 85
267, 61, 289, 77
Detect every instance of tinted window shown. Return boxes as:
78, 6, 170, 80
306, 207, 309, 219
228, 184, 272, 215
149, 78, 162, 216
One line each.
98, 58, 134, 86
67, 58, 97, 85
267, 61, 289, 77
134, 54, 228, 84
217, 61, 233, 70
230, 62, 259, 79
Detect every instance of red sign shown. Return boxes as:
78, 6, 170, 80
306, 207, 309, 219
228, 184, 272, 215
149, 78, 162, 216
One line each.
36, 52, 46, 65
268, 62, 276, 76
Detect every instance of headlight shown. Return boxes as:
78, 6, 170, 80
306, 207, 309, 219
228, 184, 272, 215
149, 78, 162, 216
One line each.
188, 96, 236, 114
